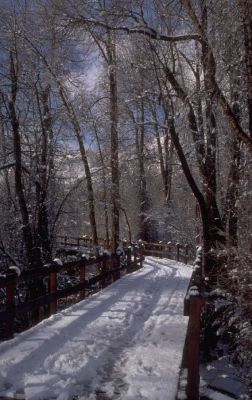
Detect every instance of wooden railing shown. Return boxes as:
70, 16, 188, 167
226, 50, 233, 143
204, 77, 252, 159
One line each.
56, 235, 95, 248
0, 235, 199, 397
183, 247, 205, 400
141, 241, 193, 263
0, 246, 144, 340
55, 236, 194, 263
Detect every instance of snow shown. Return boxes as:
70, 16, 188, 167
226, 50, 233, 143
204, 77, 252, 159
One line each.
0, 257, 192, 400
201, 388, 235, 400
53, 258, 63, 266
116, 246, 124, 255
200, 356, 249, 400
9, 266, 21, 276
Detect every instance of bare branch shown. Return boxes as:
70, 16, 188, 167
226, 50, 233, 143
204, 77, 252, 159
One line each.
67, 16, 201, 43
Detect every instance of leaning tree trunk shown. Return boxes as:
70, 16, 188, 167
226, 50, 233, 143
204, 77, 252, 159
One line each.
93, 123, 110, 247
35, 84, 53, 262
160, 53, 225, 276
9, 52, 34, 266
181, 0, 252, 153
201, 2, 225, 250
239, 0, 252, 138
58, 87, 98, 247
224, 101, 241, 248
24, 39, 98, 247
164, 128, 174, 203
163, 104, 220, 279
107, 35, 120, 252
135, 101, 151, 241
152, 106, 173, 203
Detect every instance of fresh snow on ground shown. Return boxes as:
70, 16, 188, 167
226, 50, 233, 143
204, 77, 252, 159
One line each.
0, 257, 192, 400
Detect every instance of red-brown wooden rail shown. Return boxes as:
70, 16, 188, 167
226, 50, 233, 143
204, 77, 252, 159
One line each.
183, 250, 205, 400
0, 246, 144, 340
55, 236, 193, 264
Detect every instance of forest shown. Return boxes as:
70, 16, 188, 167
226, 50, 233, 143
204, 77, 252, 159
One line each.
0, 0, 251, 393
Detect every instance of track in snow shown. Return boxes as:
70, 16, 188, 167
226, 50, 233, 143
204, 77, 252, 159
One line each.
0, 257, 192, 400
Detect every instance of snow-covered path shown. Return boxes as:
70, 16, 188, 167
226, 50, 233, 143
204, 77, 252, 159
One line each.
0, 257, 192, 400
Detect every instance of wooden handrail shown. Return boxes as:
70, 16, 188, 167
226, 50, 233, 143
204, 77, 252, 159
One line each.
142, 242, 193, 264
183, 247, 205, 400
0, 246, 144, 340
55, 235, 191, 249
54, 236, 195, 264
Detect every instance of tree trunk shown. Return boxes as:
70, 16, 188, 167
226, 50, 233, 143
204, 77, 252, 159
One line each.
201, 1, 225, 246
240, 0, 252, 137
181, 0, 252, 152
9, 52, 34, 266
58, 87, 98, 246
152, 107, 173, 203
163, 105, 219, 278
162, 50, 225, 258
24, 39, 98, 246
164, 120, 174, 203
151, 36, 224, 276
35, 85, 53, 262
107, 36, 120, 252
93, 123, 110, 247
135, 101, 151, 241
224, 101, 241, 248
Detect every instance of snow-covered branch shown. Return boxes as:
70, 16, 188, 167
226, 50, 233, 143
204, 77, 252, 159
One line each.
68, 16, 201, 43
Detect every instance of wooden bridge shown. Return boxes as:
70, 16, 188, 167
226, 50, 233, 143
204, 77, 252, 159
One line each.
0, 237, 204, 400
56, 235, 192, 263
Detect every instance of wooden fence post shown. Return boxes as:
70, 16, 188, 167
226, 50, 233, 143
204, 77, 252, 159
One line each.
79, 261, 86, 300
140, 245, 144, 268
160, 243, 163, 258
167, 242, 171, 259
126, 247, 131, 271
186, 289, 202, 400
49, 270, 57, 315
113, 254, 121, 281
6, 277, 16, 339
176, 243, 180, 261
133, 246, 137, 267
101, 255, 107, 288
185, 244, 189, 264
